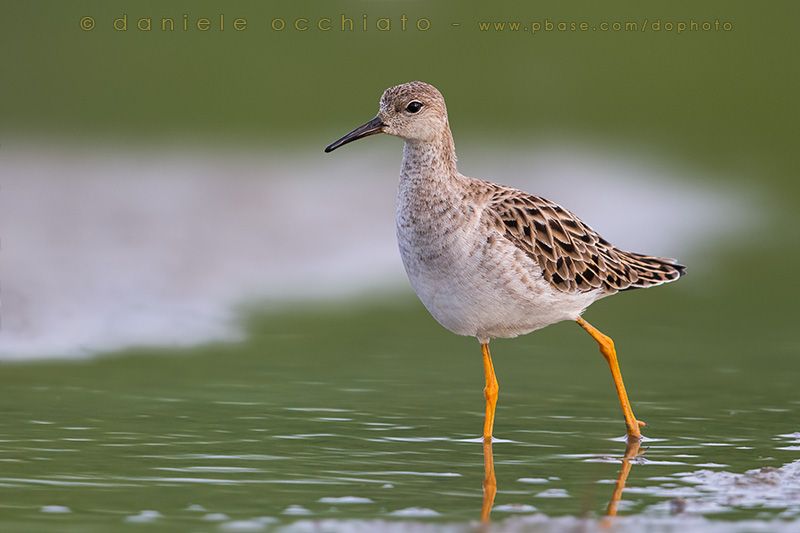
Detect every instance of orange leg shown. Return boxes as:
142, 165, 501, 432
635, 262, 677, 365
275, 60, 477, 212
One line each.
575, 317, 644, 441
480, 440, 497, 522
481, 343, 499, 442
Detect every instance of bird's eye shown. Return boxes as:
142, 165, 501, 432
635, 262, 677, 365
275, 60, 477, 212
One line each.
406, 101, 423, 113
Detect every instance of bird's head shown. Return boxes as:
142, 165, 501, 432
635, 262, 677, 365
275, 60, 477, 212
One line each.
325, 81, 449, 153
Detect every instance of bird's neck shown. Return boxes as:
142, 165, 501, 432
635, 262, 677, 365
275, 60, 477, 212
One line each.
400, 128, 459, 186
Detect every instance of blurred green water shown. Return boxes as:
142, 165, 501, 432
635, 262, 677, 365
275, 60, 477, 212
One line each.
2, 2, 798, 194
1, 273, 799, 530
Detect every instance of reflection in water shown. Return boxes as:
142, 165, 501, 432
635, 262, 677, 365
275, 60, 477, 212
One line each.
481, 439, 643, 522
605, 439, 643, 517
481, 440, 497, 522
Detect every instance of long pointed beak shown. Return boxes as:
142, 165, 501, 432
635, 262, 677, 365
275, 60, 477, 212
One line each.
324, 116, 385, 153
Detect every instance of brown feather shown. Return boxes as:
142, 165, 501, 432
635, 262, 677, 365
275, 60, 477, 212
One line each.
483, 183, 686, 294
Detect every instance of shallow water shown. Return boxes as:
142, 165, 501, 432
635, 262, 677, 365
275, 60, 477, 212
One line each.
1, 140, 796, 532
1, 291, 799, 532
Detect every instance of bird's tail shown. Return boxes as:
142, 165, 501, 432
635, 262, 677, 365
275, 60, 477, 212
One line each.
616, 251, 686, 290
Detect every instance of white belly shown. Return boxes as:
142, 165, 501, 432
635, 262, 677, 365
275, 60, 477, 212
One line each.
396, 209, 601, 343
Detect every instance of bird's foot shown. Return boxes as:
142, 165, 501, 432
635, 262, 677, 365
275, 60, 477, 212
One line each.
626, 431, 643, 442
625, 420, 646, 442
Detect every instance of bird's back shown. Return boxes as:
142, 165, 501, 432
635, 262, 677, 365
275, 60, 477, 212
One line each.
482, 181, 686, 295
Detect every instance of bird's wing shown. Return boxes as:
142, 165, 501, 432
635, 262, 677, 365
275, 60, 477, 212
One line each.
482, 184, 685, 294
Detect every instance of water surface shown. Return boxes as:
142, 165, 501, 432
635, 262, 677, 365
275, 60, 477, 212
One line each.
2, 292, 799, 532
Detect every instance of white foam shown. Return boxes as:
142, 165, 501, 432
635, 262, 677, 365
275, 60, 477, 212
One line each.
318, 496, 374, 504
40, 505, 71, 513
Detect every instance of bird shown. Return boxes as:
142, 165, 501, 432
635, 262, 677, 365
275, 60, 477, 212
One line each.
324, 81, 685, 442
